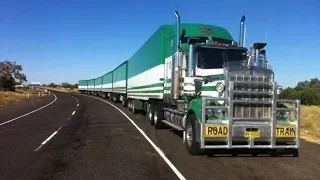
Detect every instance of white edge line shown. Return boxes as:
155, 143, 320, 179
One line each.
72, 111, 75, 115
82, 94, 186, 180
34, 127, 61, 152
0, 92, 58, 126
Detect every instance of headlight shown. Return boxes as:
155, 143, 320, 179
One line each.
214, 109, 223, 117
216, 82, 225, 92
276, 111, 290, 119
283, 111, 290, 118
206, 109, 213, 117
206, 109, 223, 117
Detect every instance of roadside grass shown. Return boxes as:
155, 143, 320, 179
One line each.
47, 87, 78, 93
0, 88, 46, 106
299, 105, 320, 143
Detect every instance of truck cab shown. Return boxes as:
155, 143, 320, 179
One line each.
165, 12, 300, 156
180, 38, 300, 156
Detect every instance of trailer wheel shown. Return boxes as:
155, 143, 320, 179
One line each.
154, 105, 164, 129
185, 114, 202, 155
122, 97, 128, 107
128, 100, 132, 111
131, 100, 136, 114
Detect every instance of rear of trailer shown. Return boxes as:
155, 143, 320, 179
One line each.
102, 71, 113, 99
78, 80, 88, 93
94, 76, 103, 96
112, 61, 128, 105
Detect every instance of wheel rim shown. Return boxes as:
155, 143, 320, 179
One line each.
186, 123, 193, 147
154, 111, 158, 123
148, 109, 152, 121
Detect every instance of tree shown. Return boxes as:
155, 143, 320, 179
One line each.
280, 78, 320, 106
48, 83, 57, 88
61, 82, 72, 89
0, 60, 27, 91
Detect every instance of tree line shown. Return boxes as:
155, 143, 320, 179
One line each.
44, 82, 78, 89
279, 78, 320, 105
0, 60, 77, 91
1, 60, 320, 105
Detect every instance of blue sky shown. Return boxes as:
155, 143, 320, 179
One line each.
0, 0, 319, 87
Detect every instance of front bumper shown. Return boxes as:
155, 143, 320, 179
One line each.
199, 81, 300, 150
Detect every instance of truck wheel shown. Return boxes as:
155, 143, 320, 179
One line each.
154, 105, 164, 129
185, 114, 202, 155
148, 103, 155, 125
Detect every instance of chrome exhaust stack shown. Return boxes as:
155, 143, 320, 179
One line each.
239, 15, 246, 47
172, 10, 181, 101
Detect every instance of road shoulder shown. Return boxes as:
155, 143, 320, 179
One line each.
0, 93, 55, 124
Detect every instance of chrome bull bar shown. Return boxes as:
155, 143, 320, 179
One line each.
200, 81, 301, 149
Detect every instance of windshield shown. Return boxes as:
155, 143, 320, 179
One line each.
196, 47, 247, 69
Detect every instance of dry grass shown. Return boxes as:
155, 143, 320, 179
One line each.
0, 88, 47, 106
47, 87, 78, 93
300, 105, 320, 143
284, 102, 320, 143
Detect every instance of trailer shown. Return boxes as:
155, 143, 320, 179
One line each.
78, 80, 88, 94
101, 71, 113, 99
111, 61, 128, 106
79, 11, 300, 157
94, 76, 103, 96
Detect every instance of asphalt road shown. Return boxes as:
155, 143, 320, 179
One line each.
0, 91, 319, 180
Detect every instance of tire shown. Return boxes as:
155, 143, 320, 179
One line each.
148, 103, 155, 125
185, 113, 203, 155
122, 97, 127, 107
128, 100, 132, 111
131, 100, 136, 114
154, 105, 164, 129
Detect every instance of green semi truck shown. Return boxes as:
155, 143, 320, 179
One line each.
78, 11, 300, 156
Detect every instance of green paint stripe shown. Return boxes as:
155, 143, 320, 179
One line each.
128, 90, 163, 93
201, 86, 217, 91
128, 82, 163, 90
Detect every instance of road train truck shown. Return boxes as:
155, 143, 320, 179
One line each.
78, 11, 300, 156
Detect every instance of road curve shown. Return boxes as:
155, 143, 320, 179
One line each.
0, 91, 319, 180
80, 93, 320, 180
0, 91, 79, 180
25, 92, 181, 180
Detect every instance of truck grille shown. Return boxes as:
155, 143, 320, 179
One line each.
228, 69, 274, 119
